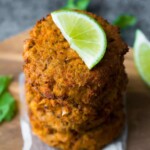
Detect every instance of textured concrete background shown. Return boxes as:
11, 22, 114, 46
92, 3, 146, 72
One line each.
0, 0, 150, 45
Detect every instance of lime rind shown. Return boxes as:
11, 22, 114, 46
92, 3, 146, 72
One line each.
51, 10, 107, 69
134, 30, 149, 50
134, 29, 150, 86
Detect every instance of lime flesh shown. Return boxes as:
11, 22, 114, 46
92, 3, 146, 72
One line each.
134, 30, 150, 86
51, 10, 107, 69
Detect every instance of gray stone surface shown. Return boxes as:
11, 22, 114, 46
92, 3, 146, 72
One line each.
0, 0, 150, 45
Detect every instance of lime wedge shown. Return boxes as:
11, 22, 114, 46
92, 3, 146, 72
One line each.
134, 29, 150, 86
51, 10, 107, 69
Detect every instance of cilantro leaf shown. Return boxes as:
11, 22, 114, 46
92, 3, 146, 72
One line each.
0, 76, 12, 95
113, 15, 137, 29
64, 0, 77, 9
64, 0, 90, 10
0, 91, 16, 122
77, 0, 91, 10
0, 75, 16, 123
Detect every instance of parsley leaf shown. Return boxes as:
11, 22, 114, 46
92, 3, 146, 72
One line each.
113, 15, 137, 29
64, 0, 77, 9
76, 0, 91, 10
0, 76, 16, 123
0, 92, 16, 122
64, 0, 90, 10
0, 76, 12, 95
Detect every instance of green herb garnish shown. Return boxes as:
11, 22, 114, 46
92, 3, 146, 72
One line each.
64, 0, 90, 10
0, 76, 12, 95
113, 15, 137, 29
0, 76, 16, 123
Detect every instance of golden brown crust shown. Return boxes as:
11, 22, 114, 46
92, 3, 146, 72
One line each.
23, 10, 128, 150
26, 82, 124, 133
29, 105, 125, 150
73, 110, 125, 150
23, 11, 128, 106
26, 64, 127, 133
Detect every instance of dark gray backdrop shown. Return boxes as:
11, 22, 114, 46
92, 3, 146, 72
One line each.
0, 0, 150, 45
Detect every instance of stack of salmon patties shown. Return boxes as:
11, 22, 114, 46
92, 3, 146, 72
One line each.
23, 11, 128, 150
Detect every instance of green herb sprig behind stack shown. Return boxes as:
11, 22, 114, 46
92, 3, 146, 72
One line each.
113, 14, 137, 29
64, 0, 91, 10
